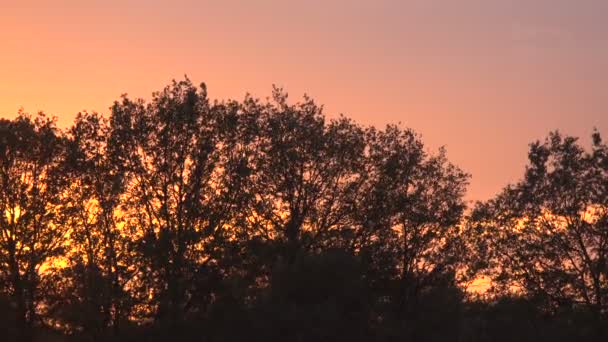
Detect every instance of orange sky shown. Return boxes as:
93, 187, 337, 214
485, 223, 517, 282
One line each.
1, 0, 607, 201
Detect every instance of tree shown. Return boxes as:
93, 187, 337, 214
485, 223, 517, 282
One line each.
109, 79, 251, 328
44, 111, 138, 339
354, 125, 469, 338
471, 131, 608, 321
250, 88, 367, 262
0, 112, 71, 342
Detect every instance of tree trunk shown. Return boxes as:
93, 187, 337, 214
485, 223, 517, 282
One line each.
9, 242, 32, 342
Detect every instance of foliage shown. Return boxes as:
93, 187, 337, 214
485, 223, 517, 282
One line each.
0, 79, 606, 341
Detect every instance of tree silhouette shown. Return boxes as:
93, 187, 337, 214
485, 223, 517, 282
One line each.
0, 112, 72, 342
470, 131, 608, 337
42, 111, 138, 339
107, 79, 257, 330
248, 88, 367, 262
0, 79, 605, 341
355, 125, 469, 339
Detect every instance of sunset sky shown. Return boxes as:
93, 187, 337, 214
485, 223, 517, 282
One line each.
1, 0, 607, 201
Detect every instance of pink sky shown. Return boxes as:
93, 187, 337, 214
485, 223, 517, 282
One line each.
1, 0, 607, 201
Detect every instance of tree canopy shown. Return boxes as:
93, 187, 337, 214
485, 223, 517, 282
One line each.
0, 79, 606, 342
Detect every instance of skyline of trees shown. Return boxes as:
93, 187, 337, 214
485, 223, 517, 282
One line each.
0, 78, 606, 341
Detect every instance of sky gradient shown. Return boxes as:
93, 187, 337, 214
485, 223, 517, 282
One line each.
1, 0, 607, 201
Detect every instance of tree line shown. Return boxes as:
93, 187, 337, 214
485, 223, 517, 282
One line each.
0, 79, 606, 341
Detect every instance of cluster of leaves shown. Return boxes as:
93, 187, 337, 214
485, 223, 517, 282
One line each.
0, 78, 606, 341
